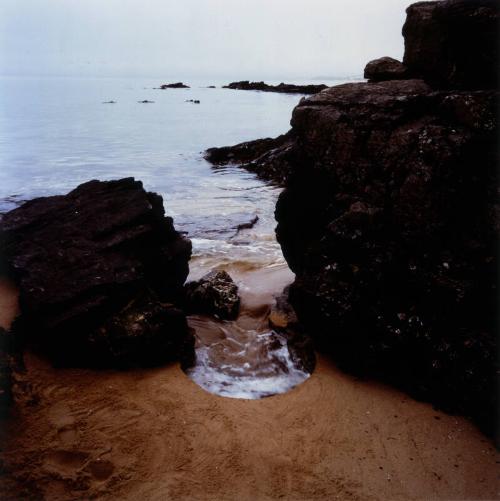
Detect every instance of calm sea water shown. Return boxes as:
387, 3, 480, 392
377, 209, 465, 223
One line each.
0, 75, 353, 398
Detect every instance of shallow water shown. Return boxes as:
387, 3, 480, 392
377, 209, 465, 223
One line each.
0, 75, 353, 398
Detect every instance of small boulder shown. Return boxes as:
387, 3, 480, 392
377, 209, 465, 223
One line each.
364, 57, 408, 82
185, 270, 240, 320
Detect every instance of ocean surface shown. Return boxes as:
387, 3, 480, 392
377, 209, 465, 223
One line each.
0, 75, 356, 398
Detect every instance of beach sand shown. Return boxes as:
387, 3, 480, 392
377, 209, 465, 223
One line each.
0, 279, 498, 500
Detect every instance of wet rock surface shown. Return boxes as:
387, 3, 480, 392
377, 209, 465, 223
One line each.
269, 289, 315, 375
223, 81, 328, 94
0, 178, 192, 366
364, 57, 408, 82
184, 270, 240, 320
205, 132, 296, 184
205, 0, 499, 434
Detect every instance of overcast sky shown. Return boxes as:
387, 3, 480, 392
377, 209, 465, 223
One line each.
0, 0, 412, 79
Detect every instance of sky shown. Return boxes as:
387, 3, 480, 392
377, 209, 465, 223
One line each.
0, 0, 412, 80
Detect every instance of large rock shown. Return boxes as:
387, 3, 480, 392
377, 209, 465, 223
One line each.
275, 80, 498, 433
203, 0, 499, 434
0, 178, 192, 365
402, 0, 498, 89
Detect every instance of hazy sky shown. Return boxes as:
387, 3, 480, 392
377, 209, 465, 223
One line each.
1, 0, 412, 79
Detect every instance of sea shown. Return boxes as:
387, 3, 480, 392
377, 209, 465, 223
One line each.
0, 75, 358, 399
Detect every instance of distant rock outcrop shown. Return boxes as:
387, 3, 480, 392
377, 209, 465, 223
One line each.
160, 82, 190, 89
204, 0, 499, 434
0, 178, 193, 366
223, 81, 328, 94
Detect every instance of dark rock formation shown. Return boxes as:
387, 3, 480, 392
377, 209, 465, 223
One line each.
402, 0, 498, 89
160, 82, 190, 89
205, 0, 499, 434
205, 132, 296, 184
184, 270, 240, 320
87, 293, 194, 368
277, 79, 498, 434
223, 81, 328, 94
0, 178, 192, 366
364, 57, 408, 82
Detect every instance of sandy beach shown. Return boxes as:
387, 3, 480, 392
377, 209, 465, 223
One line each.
0, 280, 498, 501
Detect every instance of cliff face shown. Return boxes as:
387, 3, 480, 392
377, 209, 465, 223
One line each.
206, 0, 498, 433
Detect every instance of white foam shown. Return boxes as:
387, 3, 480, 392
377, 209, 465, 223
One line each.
186, 330, 310, 400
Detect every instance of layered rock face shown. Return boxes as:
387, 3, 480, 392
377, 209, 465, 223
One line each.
207, 0, 498, 433
0, 178, 193, 366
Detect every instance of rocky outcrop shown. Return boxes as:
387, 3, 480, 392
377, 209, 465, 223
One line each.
364, 57, 408, 82
159, 82, 190, 89
0, 178, 192, 366
205, 0, 499, 434
402, 0, 498, 89
184, 270, 240, 320
223, 81, 328, 94
205, 132, 296, 184
275, 79, 497, 431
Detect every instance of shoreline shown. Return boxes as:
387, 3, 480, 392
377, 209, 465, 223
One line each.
0, 277, 498, 500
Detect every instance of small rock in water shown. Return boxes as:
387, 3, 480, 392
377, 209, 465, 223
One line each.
184, 270, 240, 320
159, 82, 190, 89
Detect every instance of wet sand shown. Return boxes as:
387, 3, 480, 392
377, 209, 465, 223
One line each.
0, 280, 499, 500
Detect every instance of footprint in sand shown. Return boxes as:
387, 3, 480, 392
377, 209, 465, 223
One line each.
86, 459, 115, 481
57, 425, 80, 446
44, 450, 89, 475
44, 449, 115, 483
